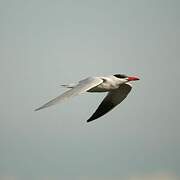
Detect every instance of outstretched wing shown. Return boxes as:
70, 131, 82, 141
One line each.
35, 77, 103, 111
87, 83, 132, 122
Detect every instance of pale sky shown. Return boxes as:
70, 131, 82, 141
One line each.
0, 0, 180, 180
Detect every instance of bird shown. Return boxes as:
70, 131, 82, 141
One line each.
35, 74, 139, 122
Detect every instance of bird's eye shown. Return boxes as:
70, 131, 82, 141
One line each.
114, 74, 127, 78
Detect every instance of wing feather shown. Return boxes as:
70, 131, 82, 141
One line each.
35, 77, 103, 111
87, 83, 132, 122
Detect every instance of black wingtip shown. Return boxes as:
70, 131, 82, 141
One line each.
87, 117, 96, 123
87, 119, 91, 123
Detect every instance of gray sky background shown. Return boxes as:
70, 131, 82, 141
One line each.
0, 0, 180, 180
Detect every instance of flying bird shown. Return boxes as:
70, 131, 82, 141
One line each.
35, 74, 139, 122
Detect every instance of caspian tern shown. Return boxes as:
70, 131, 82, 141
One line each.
35, 74, 139, 122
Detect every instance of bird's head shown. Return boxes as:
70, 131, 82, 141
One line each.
114, 74, 140, 82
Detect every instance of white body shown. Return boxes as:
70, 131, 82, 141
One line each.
88, 75, 127, 92
65, 75, 127, 92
